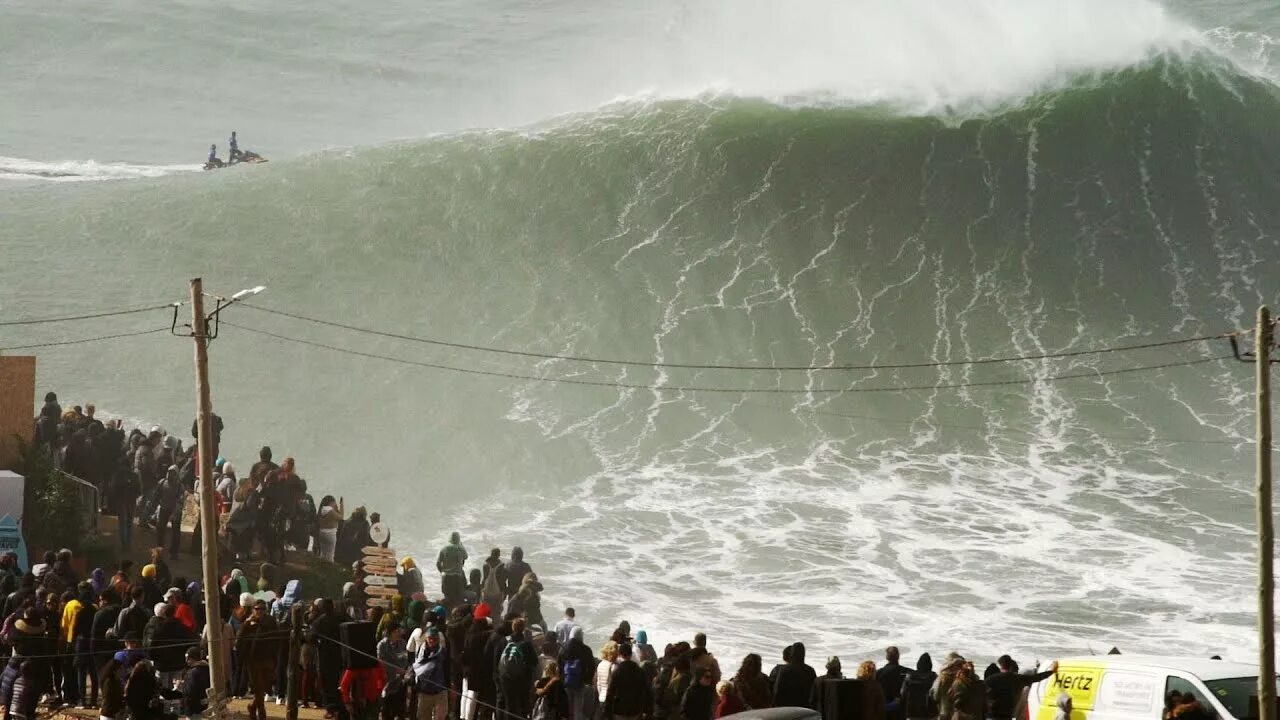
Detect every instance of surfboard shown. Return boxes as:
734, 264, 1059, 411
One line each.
364, 575, 397, 587
362, 546, 395, 558
365, 586, 400, 598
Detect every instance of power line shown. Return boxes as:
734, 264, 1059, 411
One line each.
0, 303, 177, 327
0, 327, 169, 352
240, 302, 1232, 372
224, 320, 1230, 395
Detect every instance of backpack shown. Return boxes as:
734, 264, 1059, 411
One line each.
563, 658, 584, 690
903, 673, 936, 719
498, 641, 526, 683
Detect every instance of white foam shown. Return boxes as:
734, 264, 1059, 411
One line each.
591, 0, 1204, 113
0, 156, 201, 183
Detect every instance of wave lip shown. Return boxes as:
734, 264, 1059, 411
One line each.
0, 156, 202, 183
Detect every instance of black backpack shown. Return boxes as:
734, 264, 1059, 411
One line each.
903, 672, 937, 718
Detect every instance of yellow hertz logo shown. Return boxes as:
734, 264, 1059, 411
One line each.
1048, 668, 1104, 710
1053, 674, 1096, 692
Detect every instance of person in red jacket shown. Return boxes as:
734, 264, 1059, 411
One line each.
168, 588, 196, 632
340, 664, 386, 720
715, 681, 746, 718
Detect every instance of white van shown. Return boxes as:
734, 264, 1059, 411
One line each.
1028, 656, 1276, 720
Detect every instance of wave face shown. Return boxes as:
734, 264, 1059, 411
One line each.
4, 53, 1280, 659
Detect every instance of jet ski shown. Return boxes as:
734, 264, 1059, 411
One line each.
203, 150, 267, 171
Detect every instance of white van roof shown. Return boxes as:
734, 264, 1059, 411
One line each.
1056, 655, 1259, 682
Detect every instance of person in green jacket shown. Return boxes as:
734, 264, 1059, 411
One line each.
436, 532, 468, 603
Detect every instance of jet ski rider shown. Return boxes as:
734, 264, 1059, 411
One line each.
229, 131, 240, 161
208, 144, 218, 164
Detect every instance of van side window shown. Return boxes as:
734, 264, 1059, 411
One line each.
1165, 677, 1214, 720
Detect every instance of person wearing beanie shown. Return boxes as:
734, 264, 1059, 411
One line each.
182, 647, 210, 719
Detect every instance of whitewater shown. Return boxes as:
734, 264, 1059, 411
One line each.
3, 0, 1280, 664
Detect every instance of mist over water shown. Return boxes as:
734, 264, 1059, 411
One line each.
3, 0, 1280, 662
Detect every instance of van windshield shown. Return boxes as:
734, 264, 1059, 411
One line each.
1202, 677, 1280, 720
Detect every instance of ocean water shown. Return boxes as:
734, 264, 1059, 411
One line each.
3, 0, 1280, 664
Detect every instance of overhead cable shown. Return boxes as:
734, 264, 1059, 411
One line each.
0, 303, 178, 327
224, 321, 1229, 395
0, 327, 170, 351
239, 302, 1232, 372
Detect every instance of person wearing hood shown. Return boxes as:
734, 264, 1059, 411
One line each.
502, 548, 531, 599
1054, 693, 1074, 720
398, 557, 425, 598
37, 391, 61, 447
986, 657, 1057, 720
901, 653, 938, 720
634, 630, 657, 664
336, 507, 370, 567
772, 642, 815, 708
436, 532, 468, 603
558, 625, 596, 720
154, 468, 186, 557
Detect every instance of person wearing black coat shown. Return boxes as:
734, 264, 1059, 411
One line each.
464, 617, 498, 720
502, 548, 532, 599
899, 654, 938, 720
181, 649, 211, 717
125, 660, 161, 720
772, 642, 816, 709
149, 610, 196, 681
606, 645, 653, 720
309, 598, 345, 715
497, 619, 537, 717
682, 668, 717, 720
8, 661, 37, 720
99, 658, 126, 720
877, 647, 907, 720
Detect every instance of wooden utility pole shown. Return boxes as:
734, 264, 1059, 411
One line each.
191, 278, 228, 718
1259, 304, 1275, 720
